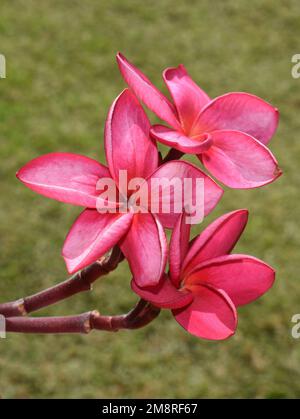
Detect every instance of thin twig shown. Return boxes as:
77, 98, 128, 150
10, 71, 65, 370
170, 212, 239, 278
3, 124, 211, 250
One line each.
5, 300, 160, 334
5, 312, 93, 334
0, 246, 123, 317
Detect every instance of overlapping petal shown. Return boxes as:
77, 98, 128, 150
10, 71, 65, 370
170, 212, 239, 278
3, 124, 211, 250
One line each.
201, 130, 281, 188
131, 274, 193, 309
163, 65, 210, 132
62, 209, 134, 274
185, 254, 275, 307
117, 53, 180, 129
173, 284, 237, 340
192, 93, 279, 145
150, 125, 212, 154
105, 88, 158, 187
16, 152, 110, 207
182, 209, 248, 275
120, 213, 167, 287
169, 212, 191, 287
147, 160, 223, 228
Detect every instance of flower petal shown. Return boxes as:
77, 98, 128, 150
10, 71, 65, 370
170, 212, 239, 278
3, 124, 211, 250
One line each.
17, 152, 110, 207
116, 53, 180, 129
131, 274, 193, 309
201, 130, 282, 188
169, 212, 191, 287
163, 65, 210, 132
120, 213, 167, 287
192, 92, 279, 145
147, 160, 223, 228
62, 209, 133, 274
105, 89, 158, 186
182, 209, 248, 275
150, 125, 212, 154
185, 254, 275, 307
173, 284, 237, 340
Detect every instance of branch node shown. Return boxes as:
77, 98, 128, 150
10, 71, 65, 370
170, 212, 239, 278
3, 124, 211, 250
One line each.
17, 299, 27, 316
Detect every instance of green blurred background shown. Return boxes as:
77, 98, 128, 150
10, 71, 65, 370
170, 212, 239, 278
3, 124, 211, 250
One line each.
0, 0, 299, 398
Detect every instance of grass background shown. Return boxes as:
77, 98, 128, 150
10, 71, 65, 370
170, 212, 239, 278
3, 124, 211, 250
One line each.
0, 0, 300, 398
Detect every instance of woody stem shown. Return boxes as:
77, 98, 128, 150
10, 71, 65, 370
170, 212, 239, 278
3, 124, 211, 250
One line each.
0, 246, 123, 317
4, 300, 160, 334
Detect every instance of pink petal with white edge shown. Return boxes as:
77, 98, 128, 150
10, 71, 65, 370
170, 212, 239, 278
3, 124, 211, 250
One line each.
150, 125, 212, 154
182, 209, 248, 275
192, 92, 279, 145
120, 213, 167, 288
131, 274, 193, 309
62, 209, 133, 274
163, 65, 210, 132
173, 284, 237, 340
201, 130, 282, 189
185, 254, 275, 307
147, 160, 223, 229
17, 152, 110, 208
169, 212, 191, 287
105, 89, 158, 186
116, 53, 180, 129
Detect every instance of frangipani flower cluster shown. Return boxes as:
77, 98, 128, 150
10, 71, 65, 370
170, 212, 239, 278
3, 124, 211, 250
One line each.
16, 53, 281, 340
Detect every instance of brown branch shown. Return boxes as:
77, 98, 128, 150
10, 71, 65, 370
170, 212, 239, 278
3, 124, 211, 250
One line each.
90, 300, 160, 331
0, 246, 123, 317
5, 312, 93, 334
5, 300, 160, 334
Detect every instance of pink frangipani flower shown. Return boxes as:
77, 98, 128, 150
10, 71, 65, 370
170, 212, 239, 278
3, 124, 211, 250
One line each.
132, 209, 275, 340
17, 89, 223, 287
117, 53, 282, 189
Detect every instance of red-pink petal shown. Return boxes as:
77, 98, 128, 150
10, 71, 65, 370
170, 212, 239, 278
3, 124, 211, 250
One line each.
169, 212, 191, 287
182, 209, 248, 275
163, 65, 210, 132
116, 53, 180, 129
185, 254, 275, 307
201, 130, 282, 189
192, 92, 279, 145
131, 274, 193, 309
147, 160, 223, 228
173, 284, 237, 340
62, 209, 133, 274
150, 125, 212, 154
120, 213, 167, 287
16, 152, 110, 207
105, 89, 158, 186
